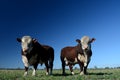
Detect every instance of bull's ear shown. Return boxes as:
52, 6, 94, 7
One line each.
89, 38, 96, 43
32, 38, 37, 43
17, 38, 21, 42
76, 39, 81, 43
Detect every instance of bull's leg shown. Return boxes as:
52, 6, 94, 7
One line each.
32, 64, 38, 76
84, 60, 90, 75
24, 66, 29, 76
49, 60, 53, 75
45, 62, 49, 75
62, 60, 66, 75
69, 65, 74, 75
22, 55, 29, 76
79, 63, 84, 75
83, 66, 87, 75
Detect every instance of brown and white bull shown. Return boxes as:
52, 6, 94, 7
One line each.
60, 36, 95, 75
17, 36, 54, 76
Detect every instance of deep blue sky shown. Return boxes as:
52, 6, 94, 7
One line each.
0, 0, 120, 69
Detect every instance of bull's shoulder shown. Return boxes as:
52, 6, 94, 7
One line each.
42, 45, 54, 51
42, 45, 51, 49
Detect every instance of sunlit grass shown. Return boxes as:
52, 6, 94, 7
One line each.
0, 69, 120, 80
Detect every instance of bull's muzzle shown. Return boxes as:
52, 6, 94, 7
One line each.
23, 48, 28, 53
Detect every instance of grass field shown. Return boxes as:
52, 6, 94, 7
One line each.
0, 69, 120, 80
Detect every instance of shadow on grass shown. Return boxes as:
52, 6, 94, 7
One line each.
88, 72, 112, 75
52, 73, 73, 76
52, 72, 112, 76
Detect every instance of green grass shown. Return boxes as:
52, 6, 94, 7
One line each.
0, 69, 120, 80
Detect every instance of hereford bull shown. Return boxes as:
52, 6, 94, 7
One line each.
17, 36, 54, 76
60, 36, 95, 75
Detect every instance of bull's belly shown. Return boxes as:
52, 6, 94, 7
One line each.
22, 55, 45, 67
28, 59, 45, 66
65, 61, 78, 66
64, 57, 78, 66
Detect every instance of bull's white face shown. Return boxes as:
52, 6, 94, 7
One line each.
81, 36, 91, 51
21, 36, 33, 53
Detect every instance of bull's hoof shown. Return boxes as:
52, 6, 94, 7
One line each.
49, 73, 52, 75
32, 74, 36, 76
71, 72, 75, 75
23, 72, 28, 76
62, 73, 66, 76
46, 72, 49, 75
80, 72, 84, 75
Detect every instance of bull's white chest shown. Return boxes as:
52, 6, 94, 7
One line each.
22, 54, 38, 66
22, 55, 29, 67
78, 52, 91, 67
78, 54, 85, 62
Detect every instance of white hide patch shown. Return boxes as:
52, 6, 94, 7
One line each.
22, 55, 29, 67
81, 36, 90, 50
78, 53, 91, 67
81, 36, 90, 43
21, 36, 32, 52
64, 57, 68, 65
78, 54, 85, 62
74, 58, 78, 63
22, 36, 32, 43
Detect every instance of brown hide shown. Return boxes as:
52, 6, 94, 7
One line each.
61, 46, 82, 64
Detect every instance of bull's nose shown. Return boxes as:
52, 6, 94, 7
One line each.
85, 48, 88, 51
23, 48, 27, 52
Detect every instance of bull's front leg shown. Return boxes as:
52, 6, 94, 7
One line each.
32, 64, 38, 76
24, 66, 29, 76
79, 62, 84, 75
49, 60, 53, 75
22, 55, 29, 76
84, 59, 90, 75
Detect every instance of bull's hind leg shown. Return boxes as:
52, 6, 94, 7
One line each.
62, 60, 66, 75
45, 62, 49, 75
69, 65, 74, 75
49, 60, 53, 75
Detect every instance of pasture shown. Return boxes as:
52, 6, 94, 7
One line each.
0, 69, 120, 80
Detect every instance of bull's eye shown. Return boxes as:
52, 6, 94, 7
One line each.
28, 43, 32, 47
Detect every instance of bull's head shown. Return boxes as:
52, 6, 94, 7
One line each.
76, 36, 95, 51
80, 36, 95, 51
17, 36, 37, 54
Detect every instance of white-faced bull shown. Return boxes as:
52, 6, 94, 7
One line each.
60, 36, 95, 75
17, 36, 54, 76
